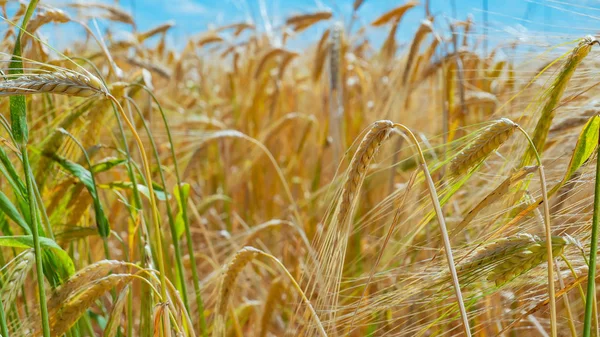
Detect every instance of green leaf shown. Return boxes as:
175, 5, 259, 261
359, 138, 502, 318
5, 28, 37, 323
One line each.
0, 235, 75, 277
0, 190, 30, 234
564, 115, 600, 183
0, 146, 26, 197
174, 183, 190, 239
103, 181, 169, 201
91, 158, 126, 173
43, 151, 110, 238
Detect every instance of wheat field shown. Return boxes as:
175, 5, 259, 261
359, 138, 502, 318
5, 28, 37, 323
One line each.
1, 1, 600, 336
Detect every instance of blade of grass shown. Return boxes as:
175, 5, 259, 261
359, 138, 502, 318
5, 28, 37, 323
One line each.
583, 131, 600, 337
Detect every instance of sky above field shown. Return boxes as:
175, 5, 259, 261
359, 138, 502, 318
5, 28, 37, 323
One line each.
120, 0, 600, 48
9, 0, 600, 54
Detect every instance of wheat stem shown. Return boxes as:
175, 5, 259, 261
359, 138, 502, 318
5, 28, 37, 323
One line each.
583, 129, 600, 337
393, 123, 471, 337
515, 124, 556, 337
108, 95, 169, 328
0, 297, 8, 337
22, 146, 51, 337
130, 83, 207, 336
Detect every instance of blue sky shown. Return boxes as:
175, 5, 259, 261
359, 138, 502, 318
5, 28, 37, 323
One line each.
19, 1, 600, 53
113, 0, 600, 51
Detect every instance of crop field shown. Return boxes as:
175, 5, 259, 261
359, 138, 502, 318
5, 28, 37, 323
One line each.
1, 0, 600, 336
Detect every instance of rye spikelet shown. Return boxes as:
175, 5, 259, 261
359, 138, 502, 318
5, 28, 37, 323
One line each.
0, 71, 106, 97
449, 118, 518, 176
1, 250, 34, 312
456, 234, 570, 287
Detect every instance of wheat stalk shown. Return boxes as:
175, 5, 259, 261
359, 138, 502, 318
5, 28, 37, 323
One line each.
449, 118, 518, 176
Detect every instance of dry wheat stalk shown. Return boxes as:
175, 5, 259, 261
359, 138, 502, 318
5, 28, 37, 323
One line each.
449, 118, 517, 176
0, 70, 106, 97
1, 250, 34, 313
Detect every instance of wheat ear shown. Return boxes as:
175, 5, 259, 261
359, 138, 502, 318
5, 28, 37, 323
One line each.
48, 260, 129, 312
339, 120, 394, 229
449, 118, 518, 176
0, 70, 106, 97
213, 247, 261, 336
1, 250, 34, 312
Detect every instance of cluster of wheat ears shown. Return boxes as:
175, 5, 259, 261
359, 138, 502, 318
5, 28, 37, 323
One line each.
1, 1, 600, 336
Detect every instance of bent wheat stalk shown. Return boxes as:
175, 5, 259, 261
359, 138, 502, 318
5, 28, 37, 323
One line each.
514, 123, 557, 337
393, 123, 472, 337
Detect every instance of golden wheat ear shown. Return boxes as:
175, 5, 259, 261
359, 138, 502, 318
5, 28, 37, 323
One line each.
449, 118, 518, 176
0, 70, 106, 97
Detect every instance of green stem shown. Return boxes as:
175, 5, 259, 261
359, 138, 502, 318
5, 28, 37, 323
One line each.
583, 132, 600, 337
22, 148, 50, 337
133, 84, 207, 335
0, 297, 9, 337
125, 97, 190, 312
